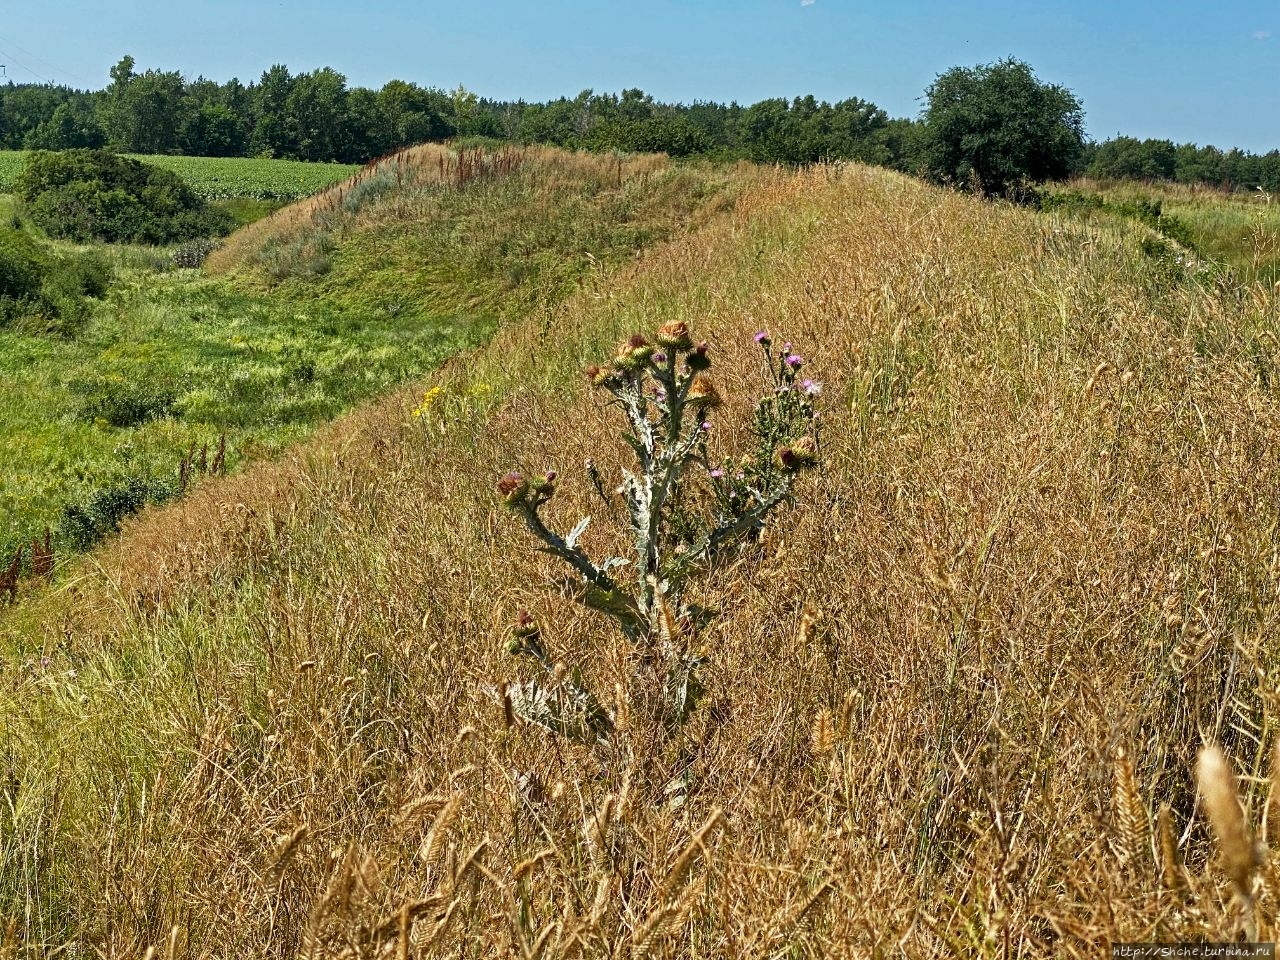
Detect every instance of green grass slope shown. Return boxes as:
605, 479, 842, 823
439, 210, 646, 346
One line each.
0, 145, 746, 567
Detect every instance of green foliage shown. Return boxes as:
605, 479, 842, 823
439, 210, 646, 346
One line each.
0, 226, 111, 333
58, 475, 170, 551
0, 151, 738, 568
0, 152, 359, 202
17, 149, 234, 244
920, 58, 1085, 196
1041, 180, 1280, 286
73, 374, 179, 427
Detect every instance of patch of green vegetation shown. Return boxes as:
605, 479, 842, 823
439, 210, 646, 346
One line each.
0, 155, 740, 564
17, 150, 234, 244
213, 196, 287, 227
0, 226, 113, 335
0, 150, 358, 202
1042, 180, 1280, 285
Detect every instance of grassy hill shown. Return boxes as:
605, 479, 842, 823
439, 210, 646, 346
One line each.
3, 159, 1280, 955
0, 145, 742, 569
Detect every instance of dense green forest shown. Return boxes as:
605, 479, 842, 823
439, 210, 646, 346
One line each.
1, 55, 1278, 191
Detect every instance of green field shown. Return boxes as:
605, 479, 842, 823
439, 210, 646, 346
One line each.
0, 151, 360, 201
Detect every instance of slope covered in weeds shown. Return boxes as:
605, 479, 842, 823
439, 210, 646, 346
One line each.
4, 163, 1280, 956
0, 145, 739, 568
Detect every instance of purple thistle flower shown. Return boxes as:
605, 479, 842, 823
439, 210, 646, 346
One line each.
651, 351, 668, 365
754, 331, 770, 344
785, 354, 804, 369
801, 379, 822, 396
700, 421, 713, 432
709, 468, 725, 479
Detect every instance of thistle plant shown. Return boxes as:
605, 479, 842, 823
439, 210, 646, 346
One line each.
499, 322, 819, 751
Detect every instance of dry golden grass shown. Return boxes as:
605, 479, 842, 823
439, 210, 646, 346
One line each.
4, 161, 1280, 957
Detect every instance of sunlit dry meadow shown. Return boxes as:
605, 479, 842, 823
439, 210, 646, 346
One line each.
3, 158, 1280, 957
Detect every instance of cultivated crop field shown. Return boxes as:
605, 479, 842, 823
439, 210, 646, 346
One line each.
0, 150, 359, 201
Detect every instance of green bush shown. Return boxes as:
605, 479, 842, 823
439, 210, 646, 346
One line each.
73, 375, 179, 427
16, 149, 235, 244
59, 476, 169, 551
0, 226, 112, 333
0, 226, 47, 303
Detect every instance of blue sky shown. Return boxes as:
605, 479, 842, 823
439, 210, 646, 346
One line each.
1, 1, 1276, 151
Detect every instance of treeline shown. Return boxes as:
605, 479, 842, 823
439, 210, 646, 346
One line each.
1, 56, 1278, 192
1080, 136, 1280, 193
0, 58, 908, 167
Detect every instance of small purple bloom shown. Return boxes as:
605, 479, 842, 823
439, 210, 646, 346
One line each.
783, 342, 792, 353
652, 351, 668, 364
801, 379, 822, 396
785, 354, 804, 369
700, 421, 713, 432
754, 331, 770, 344
654, 387, 667, 403
709, 468, 725, 479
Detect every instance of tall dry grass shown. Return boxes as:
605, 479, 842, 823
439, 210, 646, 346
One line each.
3, 162, 1280, 956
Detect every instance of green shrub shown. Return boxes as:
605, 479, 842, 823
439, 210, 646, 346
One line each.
17, 149, 235, 244
74, 376, 178, 427
58, 476, 168, 551
0, 227, 47, 303
0, 226, 112, 333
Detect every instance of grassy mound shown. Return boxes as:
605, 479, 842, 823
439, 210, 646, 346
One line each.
4, 164, 1280, 954
0, 145, 742, 569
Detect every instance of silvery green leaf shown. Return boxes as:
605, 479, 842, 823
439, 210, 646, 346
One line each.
566, 515, 591, 550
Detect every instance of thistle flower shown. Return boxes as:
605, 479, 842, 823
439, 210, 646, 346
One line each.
687, 342, 712, 371
497, 471, 528, 506
688, 374, 722, 409
530, 471, 558, 500
754, 331, 770, 345
656, 321, 693, 350
512, 608, 539, 639
709, 468, 725, 479
614, 335, 654, 371
651, 351, 668, 366
801, 379, 822, 397
775, 436, 817, 471
785, 354, 804, 370
509, 609, 545, 658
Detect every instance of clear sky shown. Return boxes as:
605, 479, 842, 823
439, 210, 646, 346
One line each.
1, 1, 1276, 152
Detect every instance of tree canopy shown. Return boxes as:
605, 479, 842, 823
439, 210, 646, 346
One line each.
919, 58, 1086, 195
0, 55, 1278, 193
